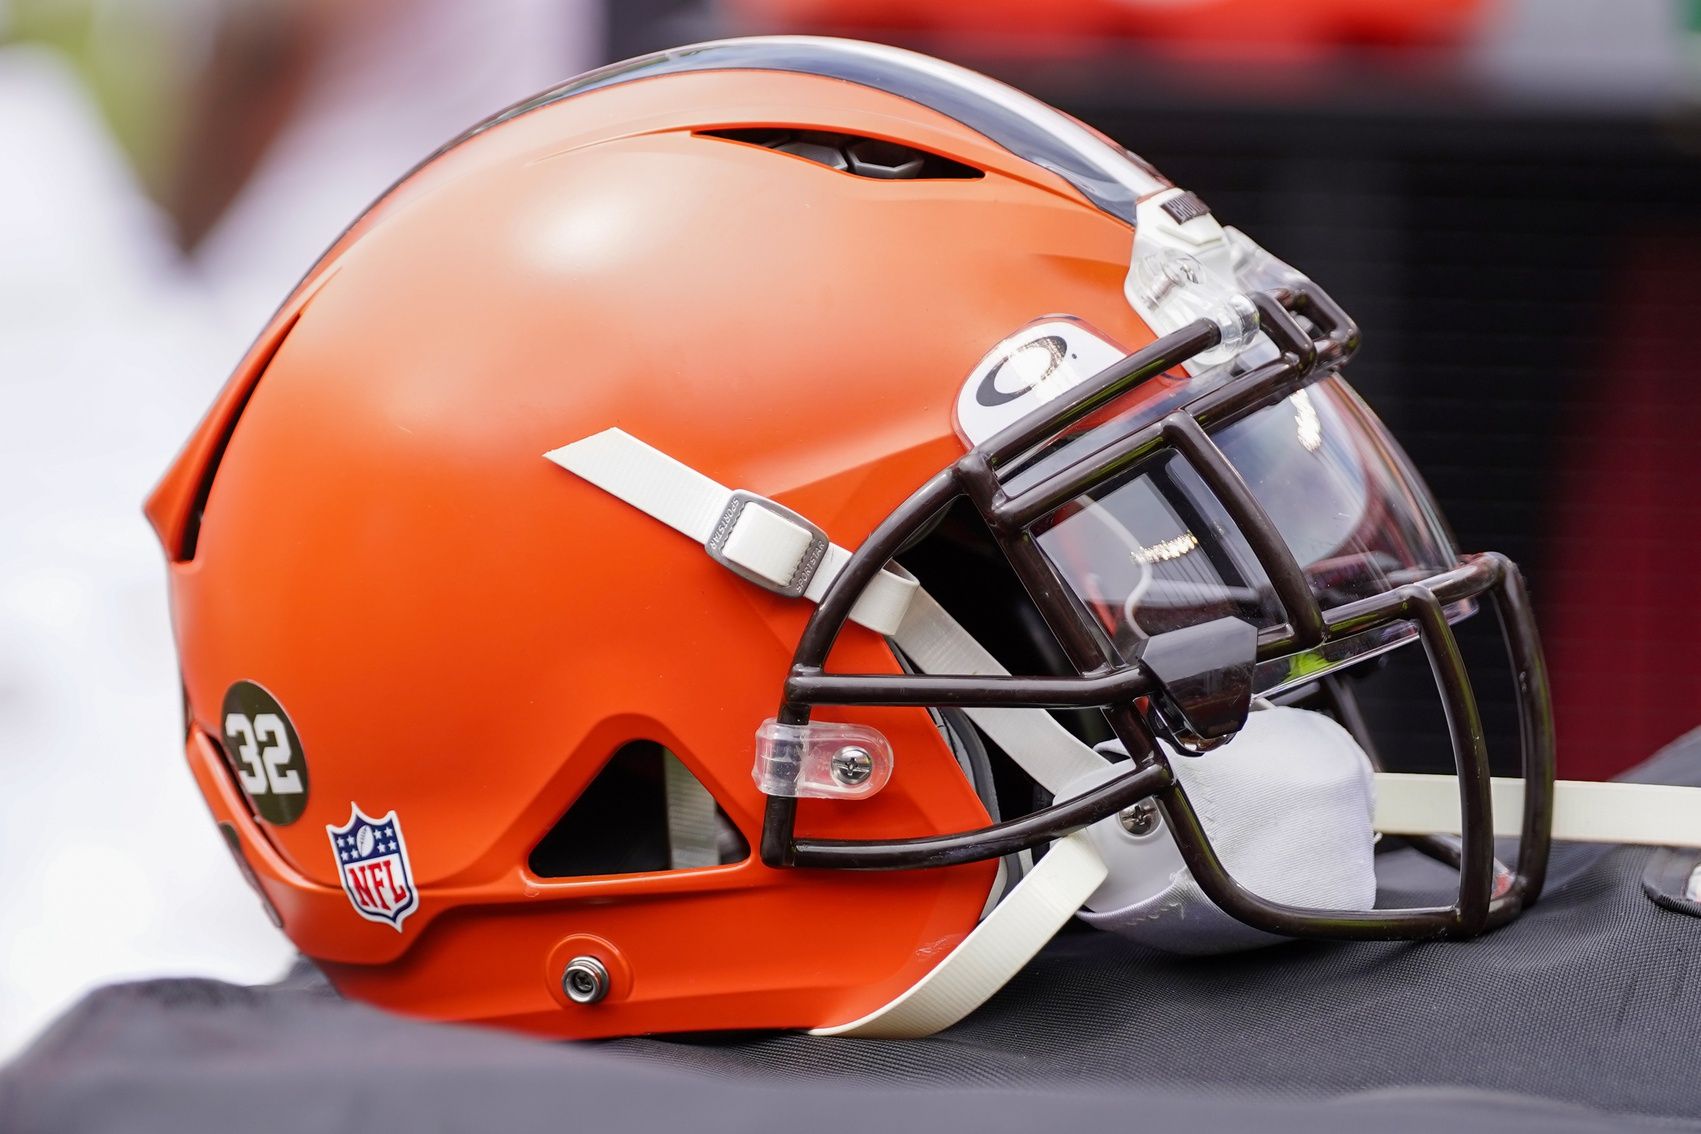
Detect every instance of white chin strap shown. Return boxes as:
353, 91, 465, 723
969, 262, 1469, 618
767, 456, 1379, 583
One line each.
1375, 774, 1701, 847
547, 429, 1701, 1038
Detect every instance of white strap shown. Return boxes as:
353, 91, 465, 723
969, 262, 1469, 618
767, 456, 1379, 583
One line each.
1376, 774, 1701, 847
545, 428, 730, 542
545, 429, 917, 636
811, 831, 1108, 1039
802, 543, 914, 635
892, 589, 1108, 794
663, 752, 721, 870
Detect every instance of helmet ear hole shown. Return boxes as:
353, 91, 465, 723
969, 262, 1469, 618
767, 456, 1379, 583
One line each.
528, 742, 748, 878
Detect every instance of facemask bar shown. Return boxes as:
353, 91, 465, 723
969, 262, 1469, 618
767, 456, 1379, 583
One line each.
1276, 673, 1518, 879
761, 281, 1555, 942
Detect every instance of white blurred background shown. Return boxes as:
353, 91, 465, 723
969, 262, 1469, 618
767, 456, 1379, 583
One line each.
0, 0, 598, 1059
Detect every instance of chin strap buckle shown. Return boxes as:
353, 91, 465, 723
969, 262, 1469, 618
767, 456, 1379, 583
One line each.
705, 490, 830, 599
544, 428, 917, 636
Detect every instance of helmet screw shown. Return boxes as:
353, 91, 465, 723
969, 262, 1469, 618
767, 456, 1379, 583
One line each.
562, 956, 610, 1005
830, 745, 874, 787
1118, 799, 1161, 838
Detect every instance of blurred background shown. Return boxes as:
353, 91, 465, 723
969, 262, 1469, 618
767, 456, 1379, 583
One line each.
3, 0, 1699, 1060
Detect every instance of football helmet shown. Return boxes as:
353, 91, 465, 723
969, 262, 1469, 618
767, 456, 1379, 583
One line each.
150, 36, 1568, 1039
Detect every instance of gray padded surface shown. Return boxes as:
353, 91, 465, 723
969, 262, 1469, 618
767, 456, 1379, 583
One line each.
5, 728, 1699, 1133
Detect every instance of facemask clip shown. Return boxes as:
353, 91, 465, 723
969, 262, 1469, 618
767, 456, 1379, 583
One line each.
754, 719, 894, 800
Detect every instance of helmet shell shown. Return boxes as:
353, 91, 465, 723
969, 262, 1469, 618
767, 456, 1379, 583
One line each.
150, 65, 1159, 1036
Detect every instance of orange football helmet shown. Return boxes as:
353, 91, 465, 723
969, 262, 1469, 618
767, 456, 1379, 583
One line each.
149, 37, 1555, 1039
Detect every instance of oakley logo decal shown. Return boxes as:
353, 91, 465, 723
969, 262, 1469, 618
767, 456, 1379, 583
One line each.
975, 336, 1069, 407
955, 320, 1127, 445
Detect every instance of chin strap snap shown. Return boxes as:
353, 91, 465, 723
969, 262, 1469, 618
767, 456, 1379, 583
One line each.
545, 428, 917, 636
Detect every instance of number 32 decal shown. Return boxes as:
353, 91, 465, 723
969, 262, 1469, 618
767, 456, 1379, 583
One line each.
220, 680, 311, 825
225, 712, 303, 795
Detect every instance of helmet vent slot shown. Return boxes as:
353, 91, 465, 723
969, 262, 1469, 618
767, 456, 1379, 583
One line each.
527, 741, 748, 878
697, 128, 983, 181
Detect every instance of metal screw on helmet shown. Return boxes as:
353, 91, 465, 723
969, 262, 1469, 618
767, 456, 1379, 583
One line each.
1118, 799, 1162, 838
562, 956, 609, 1005
830, 745, 875, 787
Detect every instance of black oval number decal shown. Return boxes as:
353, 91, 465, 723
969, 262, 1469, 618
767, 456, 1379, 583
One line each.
221, 681, 310, 825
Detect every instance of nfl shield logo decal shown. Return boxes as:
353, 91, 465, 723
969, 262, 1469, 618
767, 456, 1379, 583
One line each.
327, 805, 418, 931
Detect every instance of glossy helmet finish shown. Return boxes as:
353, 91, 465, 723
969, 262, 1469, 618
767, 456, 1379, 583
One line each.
149, 37, 1554, 1039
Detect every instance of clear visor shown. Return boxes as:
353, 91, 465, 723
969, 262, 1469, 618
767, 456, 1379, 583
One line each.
1033, 375, 1468, 697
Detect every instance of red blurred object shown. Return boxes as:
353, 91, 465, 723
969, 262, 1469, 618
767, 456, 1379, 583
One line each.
729, 0, 1488, 55
1546, 232, 1701, 780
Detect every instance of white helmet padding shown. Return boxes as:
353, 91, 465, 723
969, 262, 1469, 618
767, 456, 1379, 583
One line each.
1063, 707, 1378, 955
